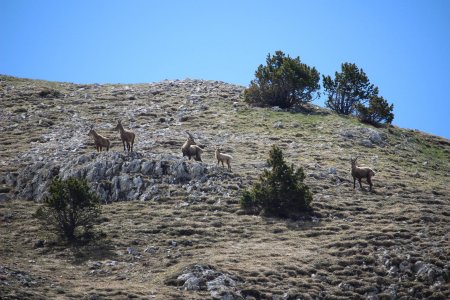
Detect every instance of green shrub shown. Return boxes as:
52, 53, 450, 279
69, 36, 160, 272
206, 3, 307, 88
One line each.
38, 88, 61, 98
323, 62, 378, 115
240, 145, 313, 217
34, 177, 101, 244
356, 95, 394, 126
244, 51, 320, 108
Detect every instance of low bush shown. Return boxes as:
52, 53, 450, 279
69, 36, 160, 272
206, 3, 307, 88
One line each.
240, 145, 313, 218
38, 88, 61, 98
34, 177, 101, 244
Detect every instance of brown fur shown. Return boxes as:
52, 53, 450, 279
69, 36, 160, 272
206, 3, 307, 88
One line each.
114, 121, 135, 152
215, 148, 232, 171
351, 157, 375, 191
181, 132, 203, 161
88, 127, 110, 152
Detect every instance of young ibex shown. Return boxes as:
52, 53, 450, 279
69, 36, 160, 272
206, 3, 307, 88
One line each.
88, 126, 110, 152
215, 148, 232, 171
351, 157, 375, 191
181, 131, 203, 161
114, 120, 135, 152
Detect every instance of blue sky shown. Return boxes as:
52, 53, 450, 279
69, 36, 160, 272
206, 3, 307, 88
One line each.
1, 0, 449, 139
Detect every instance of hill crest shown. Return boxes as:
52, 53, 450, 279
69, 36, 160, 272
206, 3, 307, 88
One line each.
0, 75, 449, 299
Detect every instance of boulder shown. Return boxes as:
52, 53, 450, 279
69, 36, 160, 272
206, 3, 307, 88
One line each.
168, 264, 243, 298
341, 127, 387, 147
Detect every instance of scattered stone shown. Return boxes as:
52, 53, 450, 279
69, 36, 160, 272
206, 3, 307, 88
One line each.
413, 261, 426, 273
369, 131, 384, 144
0, 193, 11, 202
386, 284, 398, 300
0, 265, 45, 288
2, 76, 449, 299
178, 112, 188, 122
144, 246, 159, 254
271, 106, 282, 112
127, 247, 139, 256
360, 139, 374, 148
341, 127, 387, 147
87, 261, 102, 270
388, 265, 399, 276
86, 294, 101, 300
338, 282, 354, 291
399, 261, 411, 273
273, 121, 284, 129
167, 264, 243, 298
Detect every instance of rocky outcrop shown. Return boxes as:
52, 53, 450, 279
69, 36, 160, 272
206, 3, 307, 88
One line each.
166, 264, 244, 300
0, 77, 244, 191
375, 248, 449, 298
11, 151, 215, 203
341, 127, 388, 148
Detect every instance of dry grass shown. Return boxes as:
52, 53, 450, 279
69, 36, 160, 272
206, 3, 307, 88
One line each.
0, 75, 449, 299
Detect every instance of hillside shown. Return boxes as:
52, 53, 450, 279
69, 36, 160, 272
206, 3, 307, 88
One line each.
0, 75, 449, 299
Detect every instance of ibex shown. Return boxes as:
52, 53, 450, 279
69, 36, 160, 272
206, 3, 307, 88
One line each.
215, 148, 232, 171
114, 120, 135, 152
88, 126, 110, 152
351, 157, 375, 191
181, 131, 203, 161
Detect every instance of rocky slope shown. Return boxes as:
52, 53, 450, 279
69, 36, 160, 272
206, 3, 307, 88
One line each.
0, 75, 449, 299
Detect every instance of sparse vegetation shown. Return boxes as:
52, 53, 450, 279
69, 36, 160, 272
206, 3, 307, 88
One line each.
244, 50, 320, 108
1, 76, 449, 299
34, 177, 101, 244
241, 145, 313, 217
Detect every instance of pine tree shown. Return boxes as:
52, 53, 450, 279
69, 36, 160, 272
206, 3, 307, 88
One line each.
245, 51, 320, 108
323, 62, 378, 115
241, 145, 313, 218
34, 177, 101, 243
356, 95, 394, 126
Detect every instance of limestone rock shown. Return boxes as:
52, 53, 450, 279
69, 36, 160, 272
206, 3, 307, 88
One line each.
13, 151, 215, 203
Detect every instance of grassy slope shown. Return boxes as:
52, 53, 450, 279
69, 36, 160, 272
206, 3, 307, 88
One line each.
0, 75, 449, 299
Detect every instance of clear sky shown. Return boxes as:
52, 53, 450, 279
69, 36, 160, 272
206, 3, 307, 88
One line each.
1, 0, 449, 139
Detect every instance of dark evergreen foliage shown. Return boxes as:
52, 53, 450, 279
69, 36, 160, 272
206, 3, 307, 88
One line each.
240, 146, 313, 218
323, 62, 378, 115
244, 51, 320, 108
356, 95, 394, 126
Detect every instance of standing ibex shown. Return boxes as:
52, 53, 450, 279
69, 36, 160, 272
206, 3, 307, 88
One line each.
114, 120, 135, 152
88, 126, 110, 152
351, 157, 375, 191
215, 148, 232, 170
181, 131, 203, 161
